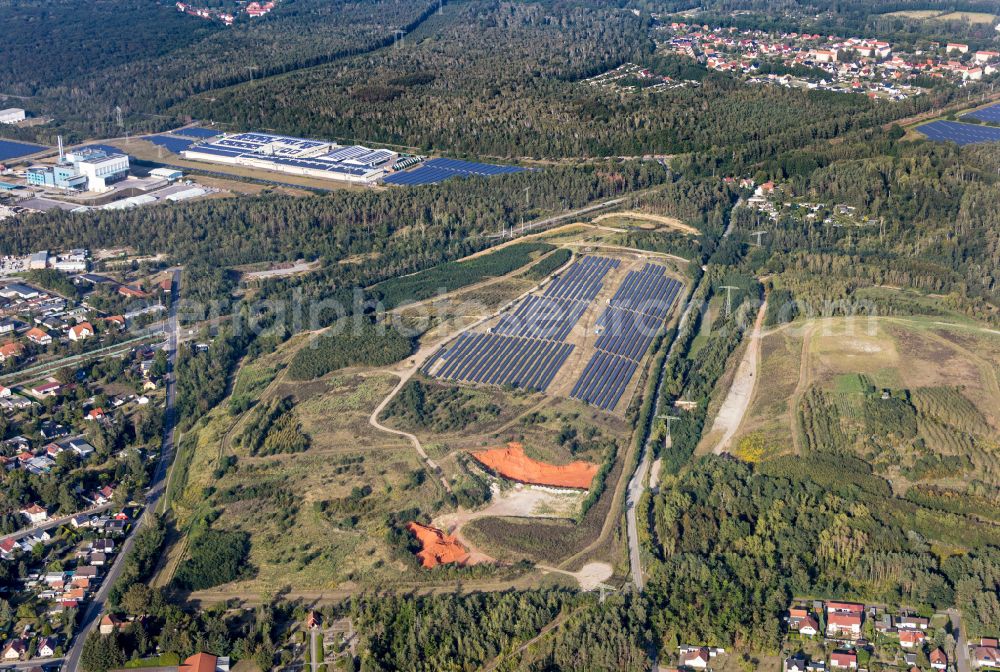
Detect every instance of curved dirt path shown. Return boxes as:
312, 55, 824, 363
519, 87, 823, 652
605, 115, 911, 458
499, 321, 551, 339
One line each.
593, 211, 700, 235
706, 301, 767, 454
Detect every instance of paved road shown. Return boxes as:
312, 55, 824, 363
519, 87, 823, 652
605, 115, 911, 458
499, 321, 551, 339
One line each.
0, 502, 114, 545
624, 213, 737, 590
948, 609, 971, 672
62, 269, 182, 672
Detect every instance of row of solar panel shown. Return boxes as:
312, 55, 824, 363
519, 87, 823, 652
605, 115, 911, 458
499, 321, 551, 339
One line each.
425, 157, 524, 176
492, 295, 588, 341
432, 332, 573, 391
145, 136, 195, 153
383, 157, 525, 186
963, 103, 1000, 124
607, 264, 681, 320
0, 139, 46, 162
594, 308, 664, 361
570, 351, 638, 411
570, 267, 682, 410
544, 256, 620, 302
170, 127, 221, 139
918, 120, 1000, 146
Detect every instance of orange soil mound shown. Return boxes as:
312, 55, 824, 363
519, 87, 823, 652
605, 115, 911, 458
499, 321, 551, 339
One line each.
470, 442, 599, 490
406, 522, 470, 568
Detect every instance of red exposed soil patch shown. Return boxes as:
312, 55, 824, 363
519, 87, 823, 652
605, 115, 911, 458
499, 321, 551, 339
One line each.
470, 442, 598, 490
406, 522, 471, 568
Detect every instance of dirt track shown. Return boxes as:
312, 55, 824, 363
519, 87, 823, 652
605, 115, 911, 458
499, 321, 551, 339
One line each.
706, 301, 767, 455
593, 211, 700, 235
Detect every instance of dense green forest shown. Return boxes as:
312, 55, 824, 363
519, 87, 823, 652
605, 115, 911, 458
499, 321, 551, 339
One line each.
177, 0, 956, 162
287, 319, 414, 380
0, 0, 443, 141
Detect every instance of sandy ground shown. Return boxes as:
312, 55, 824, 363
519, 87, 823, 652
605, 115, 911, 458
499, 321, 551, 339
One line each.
593, 211, 700, 235
536, 561, 613, 591
433, 484, 585, 566
706, 301, 767, 454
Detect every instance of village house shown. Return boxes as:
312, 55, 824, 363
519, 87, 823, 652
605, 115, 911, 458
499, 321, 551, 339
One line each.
25, 327, 51, 345
37, 637, 57, 658
20, 503, 47, 524
1, 639, 26, 660
829, 650, 857, 669
99, 613, 124, 635
68, 321, 95, 341
929, 648, 947, 670
899, 628, 926, 648
679, 646, 710, 669
0, 341, 24, 362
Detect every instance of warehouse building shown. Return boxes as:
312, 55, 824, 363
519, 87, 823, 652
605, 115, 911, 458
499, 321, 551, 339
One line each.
0, 109, 25, 125
181, 132, 397, 183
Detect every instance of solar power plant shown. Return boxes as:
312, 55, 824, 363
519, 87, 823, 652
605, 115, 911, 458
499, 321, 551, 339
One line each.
383, 157, 524, 186
429, 332, 573, 391
571, 264, 682, 411
543, 255, 620, 301
492, 295, 589, 341
918, 120, 1000, 145
0, 139, 47, 161
428, 255, 621, 392
170, 127, 221, 139
570, 352, 639, 412
144, 136, 194, 153
77, 144, 128, 157
963, 103, 1000, 124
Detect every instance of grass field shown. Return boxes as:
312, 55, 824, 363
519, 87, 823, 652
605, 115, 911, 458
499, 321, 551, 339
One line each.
721, 316, 1000, 494
884, 9, 996, 23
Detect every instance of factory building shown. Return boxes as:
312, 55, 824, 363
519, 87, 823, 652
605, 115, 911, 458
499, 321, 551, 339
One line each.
181, 132, 397, 183
26, 148, 129, 193
0, 108, 25, 124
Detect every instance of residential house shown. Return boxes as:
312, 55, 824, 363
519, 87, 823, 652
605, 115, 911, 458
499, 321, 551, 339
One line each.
178, 652, 231, 672
36, 637, 56, 658
75, 565, 100, 580
20, 503, 47, 524
0, 538, 18, 560
896, 615, 929, 630
899, 629, 926, 648
829, 651, 857, 669
117, 285, 148, 299
973, 646, 1000, 668
85, 407, 106, 422
0, 385, 11, 398
25, 327, 51, 346
785, 655, 808, 672
104, 315, 126, 330
826, 612, 862, 639
930, 648, 947, 670
70, 515, 91, 529
91, 539, 115, 553
91, 485, 114, 504
679, 647, 710, 669
99, 614, 124, 635
0, 341, 24, 362
2, 639, 26, 660
89, 552, 107, 566
69, 438, 95, 458
68, 321, 95, 341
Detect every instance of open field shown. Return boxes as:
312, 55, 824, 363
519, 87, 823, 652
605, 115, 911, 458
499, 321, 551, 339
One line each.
884, 9, 996, 23
592, 211, 700, 235
714, 316, 1000, 488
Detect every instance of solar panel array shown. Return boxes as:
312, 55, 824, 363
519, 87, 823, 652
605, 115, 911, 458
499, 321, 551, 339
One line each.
383, 157, 524, 186
429, 255, 618, 392
0, 139, 46, 162
571, 264, 682, 411
145, 136, 195, 153
963, 103, 1000, 124
918, 120, 1000, 146
171, 127, 221, 139
430, 332, 573, 391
